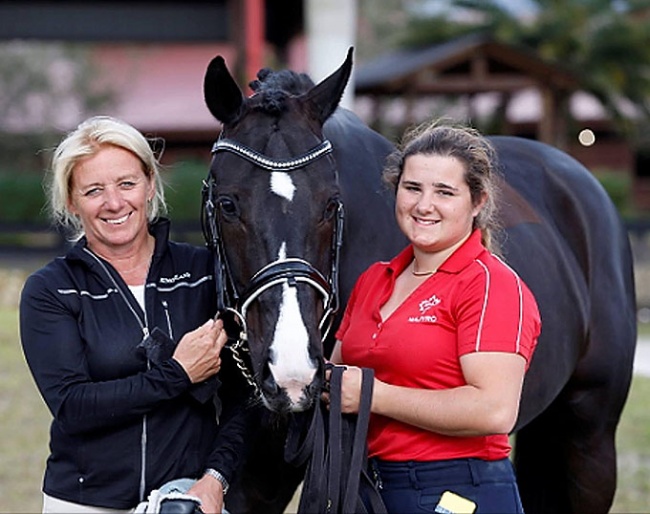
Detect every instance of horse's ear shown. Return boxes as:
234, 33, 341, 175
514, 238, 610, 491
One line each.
303, 47, 353, 125
204, 56, 245, 125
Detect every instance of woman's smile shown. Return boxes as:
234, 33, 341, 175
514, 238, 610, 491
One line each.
413, 216, 440, 226
103, 212, 132, 225
68, 145, 154, 258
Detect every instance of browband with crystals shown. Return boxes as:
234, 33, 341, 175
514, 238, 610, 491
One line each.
211, 138, 333, 171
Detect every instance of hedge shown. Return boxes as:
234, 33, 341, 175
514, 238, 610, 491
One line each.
0, 160, 211, 224
0, 161, 640, 224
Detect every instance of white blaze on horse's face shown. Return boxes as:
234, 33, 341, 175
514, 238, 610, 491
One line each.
270, 172, 296, 201
268, 242, 316, 408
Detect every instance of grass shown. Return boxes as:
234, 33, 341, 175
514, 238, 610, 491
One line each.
0, 307, 51, 513
2, 297, 649, 512
611, 376, 650, 511
638, 321, 650, 338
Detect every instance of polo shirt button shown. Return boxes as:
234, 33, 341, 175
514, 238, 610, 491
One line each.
372, 333, 377, 339
78, 477, 84, 483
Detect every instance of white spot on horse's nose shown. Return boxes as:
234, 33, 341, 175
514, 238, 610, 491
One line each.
278, 242, 287, 260
269, 244, 315, 405
270, 172, 295, 201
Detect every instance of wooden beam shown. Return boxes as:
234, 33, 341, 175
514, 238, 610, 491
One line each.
383, 74, 539, 95
244, 0, 265, 84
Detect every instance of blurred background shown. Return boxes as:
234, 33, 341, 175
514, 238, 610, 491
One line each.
1, 0, 650, 512
1, 0, 650, 304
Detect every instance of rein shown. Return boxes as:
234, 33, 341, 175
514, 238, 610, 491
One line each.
201, 136, 344, 395
285, 365, 387, 514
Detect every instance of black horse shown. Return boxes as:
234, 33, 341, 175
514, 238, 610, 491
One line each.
201, 49, 636, 514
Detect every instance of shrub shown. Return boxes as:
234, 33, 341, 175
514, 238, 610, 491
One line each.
162, 160, 210, 221
0, 173, 48, 223
0, 159, 211, 225
593, 169, 633, 216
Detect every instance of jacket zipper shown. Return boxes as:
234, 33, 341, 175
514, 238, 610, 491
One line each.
162, 300, 173, 339
82, 248, 151, 501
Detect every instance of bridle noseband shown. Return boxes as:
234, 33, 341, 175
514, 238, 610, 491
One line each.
201, 137, 345, 396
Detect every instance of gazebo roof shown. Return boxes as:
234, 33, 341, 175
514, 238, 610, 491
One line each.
354, 33, 581, 96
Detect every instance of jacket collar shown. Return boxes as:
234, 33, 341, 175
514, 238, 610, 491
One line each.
66, 217, 171, 266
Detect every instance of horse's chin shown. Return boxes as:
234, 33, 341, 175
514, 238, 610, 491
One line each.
260, 378, 322, 414
258, 358, 323, 413
261, 393, 314, 414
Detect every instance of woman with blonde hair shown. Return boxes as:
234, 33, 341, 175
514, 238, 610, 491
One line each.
21, 116, 253, 514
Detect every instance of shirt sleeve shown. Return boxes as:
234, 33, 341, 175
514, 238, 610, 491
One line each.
455, 260, 541, 363
335, 266, 373, 342
203, 351, 262, 483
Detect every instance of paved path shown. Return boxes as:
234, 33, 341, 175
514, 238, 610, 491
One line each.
634, 337, 650, 377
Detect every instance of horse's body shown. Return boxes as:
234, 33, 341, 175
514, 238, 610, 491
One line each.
201, 50, 636, 514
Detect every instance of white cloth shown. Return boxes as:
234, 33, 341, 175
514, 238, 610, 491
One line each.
133, 490, 201, 514
128, 284, 145, 311
43, 493, 134, 514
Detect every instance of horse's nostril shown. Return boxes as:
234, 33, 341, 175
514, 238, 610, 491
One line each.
262, 372, 279, 395
307, 378, 322, 399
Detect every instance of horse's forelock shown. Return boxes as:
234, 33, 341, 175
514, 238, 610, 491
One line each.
253, 89, 289, 116
246, 68, 319, 120
250, 68, 315, 96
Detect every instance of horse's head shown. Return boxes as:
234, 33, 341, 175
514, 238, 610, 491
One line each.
202, 49, 352, 413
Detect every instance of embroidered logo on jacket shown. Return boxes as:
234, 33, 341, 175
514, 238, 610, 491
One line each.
159, 272, 191, 284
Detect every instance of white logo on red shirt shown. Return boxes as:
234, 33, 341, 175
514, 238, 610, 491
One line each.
408, 314, 437, 323
419, 294, 441, 314
408, 294, 441, 324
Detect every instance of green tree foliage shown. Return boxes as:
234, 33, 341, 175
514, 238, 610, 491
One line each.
0, 42, 115, 174
396, 0, 650, 137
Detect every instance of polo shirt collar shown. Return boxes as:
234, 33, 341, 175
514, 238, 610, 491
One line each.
387, 229, 486, 276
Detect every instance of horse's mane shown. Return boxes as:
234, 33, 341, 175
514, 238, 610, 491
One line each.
248, 68, 316, 114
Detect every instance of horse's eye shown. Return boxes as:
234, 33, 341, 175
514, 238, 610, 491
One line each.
218, 196, 239, 218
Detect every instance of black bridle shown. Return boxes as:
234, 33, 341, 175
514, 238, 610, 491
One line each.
201, 137, 345, 395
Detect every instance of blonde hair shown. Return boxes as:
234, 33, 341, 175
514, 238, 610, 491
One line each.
383, 119, 502, 254
46, 116, 167, 240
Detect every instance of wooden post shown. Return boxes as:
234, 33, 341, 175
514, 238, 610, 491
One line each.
244, 0, 265, 84
538, 86, 556, 146
305, 0, 357, 109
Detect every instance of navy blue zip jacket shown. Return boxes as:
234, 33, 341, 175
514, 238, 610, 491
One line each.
20, 219, 256, 509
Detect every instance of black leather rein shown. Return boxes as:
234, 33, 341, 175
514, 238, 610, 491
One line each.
285, 365, 387, 514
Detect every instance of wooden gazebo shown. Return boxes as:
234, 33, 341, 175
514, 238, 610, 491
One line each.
354, 34, 582, 148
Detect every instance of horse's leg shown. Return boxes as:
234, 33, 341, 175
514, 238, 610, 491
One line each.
226, 419, 305, 514
514, 397, 571, 513
515, 363, 632, 514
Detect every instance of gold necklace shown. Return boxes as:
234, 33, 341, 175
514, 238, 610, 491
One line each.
411, 262, 436, 276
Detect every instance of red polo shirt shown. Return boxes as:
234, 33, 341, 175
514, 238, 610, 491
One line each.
335, 230, 540, 462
